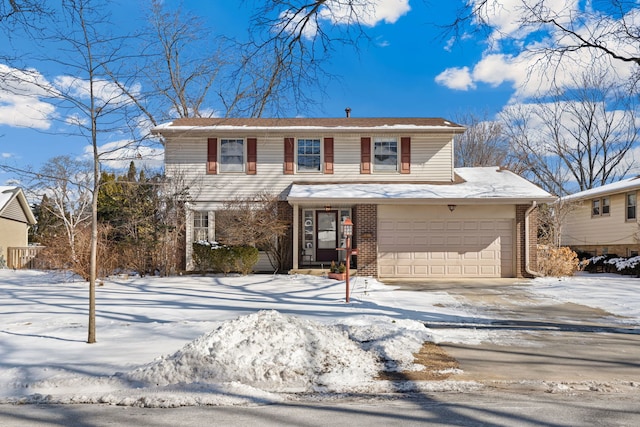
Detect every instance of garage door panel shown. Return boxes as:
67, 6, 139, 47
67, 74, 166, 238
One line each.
430, 221, 445, 231
464, 265, 479, 275
378, 216, 514, 278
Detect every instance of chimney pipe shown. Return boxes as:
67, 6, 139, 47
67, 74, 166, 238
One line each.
345, 107, 351, 118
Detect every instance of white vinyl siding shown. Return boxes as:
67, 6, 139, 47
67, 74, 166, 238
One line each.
164, 133, 454, 201
562, 193, 640, 247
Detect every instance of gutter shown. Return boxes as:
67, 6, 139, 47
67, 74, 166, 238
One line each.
524, 201, 542, 277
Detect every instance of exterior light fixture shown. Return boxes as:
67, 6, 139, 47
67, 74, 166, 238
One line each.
342, 217, 353, 238
448, 204, 456, 212
325, 205, 332, 212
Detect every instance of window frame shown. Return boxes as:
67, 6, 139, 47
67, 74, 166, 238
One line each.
601, 197, 610, 216
626, 192, 637, 221
296, 138, 322, 173
591, 197, 611, 217
193, 211, 209, 242
372, 137, 399, 173
219, 138, 246, 173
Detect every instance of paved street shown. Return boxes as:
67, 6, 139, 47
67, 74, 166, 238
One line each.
395, 279, 640, 391
1, 278, 639, 426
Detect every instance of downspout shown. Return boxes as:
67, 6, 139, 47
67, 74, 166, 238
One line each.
525, 201, 542, 277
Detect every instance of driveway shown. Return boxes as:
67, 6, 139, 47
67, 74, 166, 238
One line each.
391, 279, 640, 393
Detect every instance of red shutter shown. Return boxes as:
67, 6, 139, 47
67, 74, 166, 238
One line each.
400, 137, 411, 174
284, 137, 294, 174
324, 137, 334, 174
247, 138, 257, 175
207, 138, 217, 174
360, 137, 371, 174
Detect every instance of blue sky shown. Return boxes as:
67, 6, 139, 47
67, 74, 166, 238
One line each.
0, 0, 637, 186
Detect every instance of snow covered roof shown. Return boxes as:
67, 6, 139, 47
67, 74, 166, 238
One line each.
0, 186, 37, 224
153, 117, 466, 133
561, 176, 640, 202
287, 167, 556, 205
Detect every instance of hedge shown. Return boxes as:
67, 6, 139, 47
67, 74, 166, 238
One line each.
192, 241, 259, 275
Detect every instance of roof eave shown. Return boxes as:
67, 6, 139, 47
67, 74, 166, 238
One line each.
152, 125, 466, 135
287, 196, 557, 205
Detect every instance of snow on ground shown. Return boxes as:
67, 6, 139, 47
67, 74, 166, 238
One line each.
0, 269, 638, 407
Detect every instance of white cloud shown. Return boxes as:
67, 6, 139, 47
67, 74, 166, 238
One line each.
2, 152, 12, 158
0, 64, 56, 130
83, 139, 164, 171
322, 0, 411, 27
434, 66, 475, 90
53, 75, 137, 107
281, 0, 410, 40
473, 0, 578, 43
439, 1, 639, 105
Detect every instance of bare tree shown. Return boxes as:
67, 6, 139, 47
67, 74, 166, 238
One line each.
447, 1, 640, 85
30, 155, 93, 268
501, 70, 638, 196
0, 0, 147, 343
233, 0, 381, 117
454, 111, 525, 172
215, 192, 290, 271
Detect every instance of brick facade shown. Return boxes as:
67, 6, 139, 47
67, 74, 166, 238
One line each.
353, 204, 378, 277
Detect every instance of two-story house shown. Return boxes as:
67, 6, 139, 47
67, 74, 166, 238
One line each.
560, 176, 640, 257
153, 116, 555, 278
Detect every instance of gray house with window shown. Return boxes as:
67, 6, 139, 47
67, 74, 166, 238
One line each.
153, 117, 554, 278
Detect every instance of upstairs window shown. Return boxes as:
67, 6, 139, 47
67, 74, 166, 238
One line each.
591, 199, 600, 216
627, 192, 637, 220
220, 139, 245, 172
602, 197, 610, 215
592, 197, 611, 217
297, 139, 321, 172
373, 138, 398, 172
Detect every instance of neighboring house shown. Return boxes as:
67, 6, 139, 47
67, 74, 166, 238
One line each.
0, 186, 37, 267
153, 117, 555, 278
561, 176, 640, 257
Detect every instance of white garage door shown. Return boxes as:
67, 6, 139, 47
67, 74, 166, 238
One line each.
378, 218, 514, 278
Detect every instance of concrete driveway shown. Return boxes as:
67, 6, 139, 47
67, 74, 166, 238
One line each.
390, 279, 640, 393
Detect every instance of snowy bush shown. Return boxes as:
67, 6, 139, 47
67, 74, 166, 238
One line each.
581, 255, 640, 276
604, 256, 640, 276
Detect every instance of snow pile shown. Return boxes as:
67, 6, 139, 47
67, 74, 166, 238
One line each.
125, 310, 381, 392
339, 316, 432, 372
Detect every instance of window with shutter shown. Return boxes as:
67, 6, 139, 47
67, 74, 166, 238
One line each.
373, 137, 398, 172
220, 139, 244, 172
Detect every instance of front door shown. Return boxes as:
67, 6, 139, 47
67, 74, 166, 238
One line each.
316, 211, 338, 262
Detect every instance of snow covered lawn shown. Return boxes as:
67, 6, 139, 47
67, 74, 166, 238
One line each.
0, 270, 638, 407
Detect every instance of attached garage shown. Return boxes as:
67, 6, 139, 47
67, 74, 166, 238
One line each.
378, 205, 515, 278
287, 167, 556, 278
